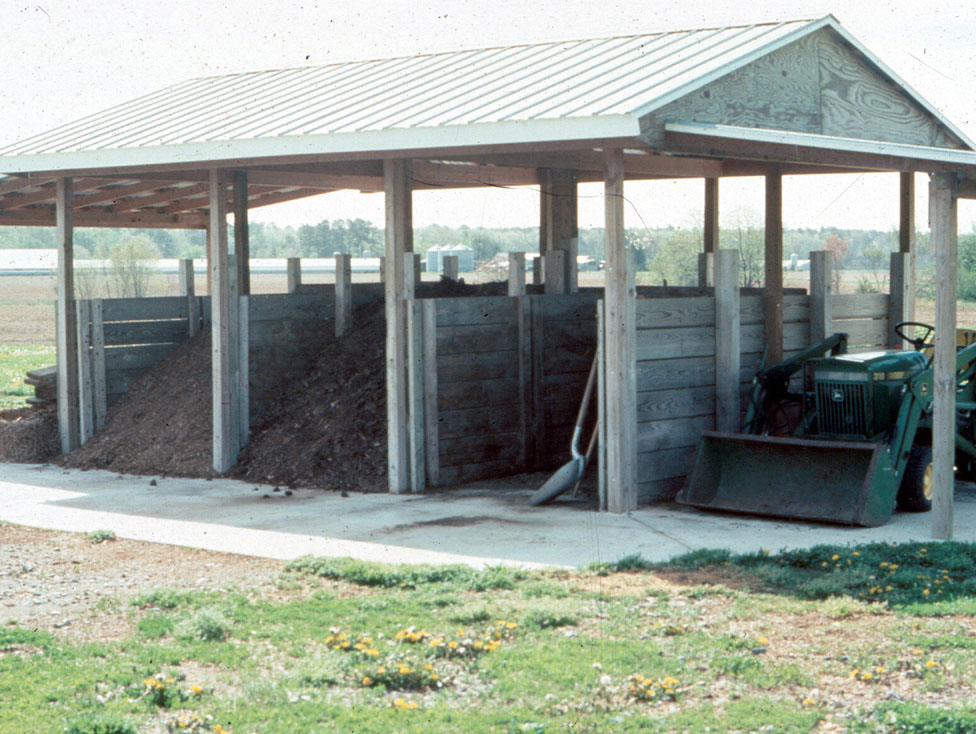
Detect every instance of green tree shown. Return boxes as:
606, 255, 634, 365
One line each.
723, 206, 764, 288
649, 229, 699, 286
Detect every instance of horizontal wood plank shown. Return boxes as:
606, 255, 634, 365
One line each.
436, 459, 524, 486
637, 415, 714, 453
102, 296, 189, 322
248, 292, 331, 322
433, 296, 517, 326
103, 343, 177, 372
638, 476, 685, 503
438, 378, 520, 410
437, 350, 519, 383
635, 297, 714, 329
536, 293, 601, 322
438, 405, 521, 439
439, 432, 523, 466
637, 446, 697, 482
636, 325, 718, 360
436, 323, 519, 355
833, 293, 889, 320
541, 320, 596, 351
103, 319, 189, 346
636, 385, 715, 422
840, 318, 890, 348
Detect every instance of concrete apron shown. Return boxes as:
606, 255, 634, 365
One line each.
2, 463, 976, 569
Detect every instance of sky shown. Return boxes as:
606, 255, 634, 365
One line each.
5, 0, 976, 233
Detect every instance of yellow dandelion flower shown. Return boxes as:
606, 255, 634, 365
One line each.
880, 562, 889, 567
889, 564, 898, 570
758, 637, 769, 645
923, 589, 930, 596
362, 676, 372, 686
399, 665, 411, 675
926, 660, 938, 668
861, 672, 873, 681
802, 697, 815, 706
190, 685, 203, 694
177, 721, 186, 729
853, 551, 860, 556
377, 667, 385, 674
408, 702, 419, 710
831, 554, 840, 561
448, 640, 458, 649
821, 561, 828, 567
506, 621, 517, 629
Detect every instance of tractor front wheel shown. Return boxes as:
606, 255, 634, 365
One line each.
898, 445, 933, 513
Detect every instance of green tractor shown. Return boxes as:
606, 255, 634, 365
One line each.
677, 322, 976, 526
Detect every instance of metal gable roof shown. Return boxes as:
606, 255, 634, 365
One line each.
0, 15, 970, 174
0, 19, 820, 168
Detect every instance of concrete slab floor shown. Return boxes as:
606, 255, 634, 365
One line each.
2, 462, 975, 569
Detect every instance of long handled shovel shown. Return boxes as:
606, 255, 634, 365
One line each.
529, 356, 597, 506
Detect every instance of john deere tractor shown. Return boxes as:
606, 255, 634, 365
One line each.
677, 322, 976, 526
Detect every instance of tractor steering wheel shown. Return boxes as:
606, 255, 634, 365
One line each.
894, 321, 936, 351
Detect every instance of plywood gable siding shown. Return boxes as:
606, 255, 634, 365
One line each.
641, 28, 965, 150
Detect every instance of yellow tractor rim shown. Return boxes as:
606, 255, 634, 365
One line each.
923, 462, 934, 502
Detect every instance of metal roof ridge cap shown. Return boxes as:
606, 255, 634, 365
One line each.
628, 17, 832, 119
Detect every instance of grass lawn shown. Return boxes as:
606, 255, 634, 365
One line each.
7, 545, 976, 733
0, 343, 55, 410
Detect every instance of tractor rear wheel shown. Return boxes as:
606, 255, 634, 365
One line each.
898, 445, 933, 513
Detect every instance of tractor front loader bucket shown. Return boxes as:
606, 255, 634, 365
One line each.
676, 432, 897, 527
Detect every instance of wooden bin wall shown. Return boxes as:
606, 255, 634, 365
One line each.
421, 292, 600, 487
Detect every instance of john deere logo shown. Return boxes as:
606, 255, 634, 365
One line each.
831, 389, 845, 403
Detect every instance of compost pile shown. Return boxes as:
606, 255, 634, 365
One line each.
232, 301, 387, 491
61, 328, 215, 476
61, 279, 504, 489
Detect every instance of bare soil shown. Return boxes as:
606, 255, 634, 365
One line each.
0, 523, 282, 641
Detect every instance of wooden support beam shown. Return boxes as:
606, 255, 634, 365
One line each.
233, 171, 250, 296
809, 251, 832, 344
704, 177, 720, 253
76, 299, 94, 445
109, 184, 208, 212
335, 253, 352, 337
0, 208, 207, 229
508, 252, 526, 297
442, 254, 459, 281
898, 172, 915, 324
55, 177, 79, 454
714, 249, 740, 433
74, 180, 164, 208
4, 178, 104, 210
697, 252, 715, 288
0, 175, 37, 197
539, 168, 579, 292
889, 252, 912, 348
179, 259, 199, 337
91, 299, 106, 431
603, 149, 637, 513
407, 298, 425, 493
385, 159, 413, 494
544, 250, 567, 295
764, 166, 784, 363
931, 172, 958, 540
286, 257, 301, 293
209, 168, 237, 473
421, 300, 439, 488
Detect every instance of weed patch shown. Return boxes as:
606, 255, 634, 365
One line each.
286, 556, 526, 590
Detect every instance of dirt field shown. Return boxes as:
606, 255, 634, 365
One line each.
0, 523, 282, 639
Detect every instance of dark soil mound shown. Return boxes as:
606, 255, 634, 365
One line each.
232, 300, 387, 491
61, 328, 214, 477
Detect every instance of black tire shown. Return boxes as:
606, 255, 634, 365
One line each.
898, 444, 933, 513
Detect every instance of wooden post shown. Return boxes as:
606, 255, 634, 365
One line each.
413, 252, 422, 289
700, 177, 719, 286
544, 250, 567, 295
442, 254, 459, 281
540, 168, 579, 292
516, 295, 533, 468
335, 253, 352, 337
532, 256, 542, 285
55, 177, 79, 454
715, 249, 740, 433
422, 300, 440, 488
899, 172, 916, 323
508, 252, 526, 296
76, 299, 94, 444
603, 149, 637, 512
286, 257, 301, 293
597, 300, 607, 511
179, 258, 199, 337
233, 170, 250, 296
764, 166, 784, 363
210, 168, 236, 473
238, 294, 249, 448
227, 217, 241, 461
931, 172, 958, 540
697, 252, 715, 288
407, 298, 425, 493
889, 252, 912, 348
91, 299, 106, 431
205, 225, 212, 294
385, 159, 413, 493
810, 251, 832, 344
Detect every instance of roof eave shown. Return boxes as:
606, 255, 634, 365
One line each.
0, 115, 642, 176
